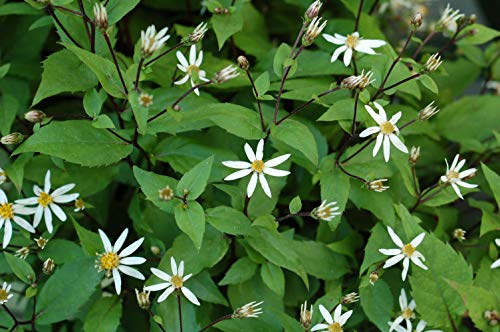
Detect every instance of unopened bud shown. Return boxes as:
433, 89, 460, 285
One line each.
43, 258, 55, 275
341, 292, 359, 304
305, 0, 322, 20
453, 228, 466, 241
1, 133, 24, 145
302, 17, 327, 46
232, 301, 264, 319
418, 101, 439, 120
468, 14, 477, 25
237, 56, 250, 71
24, 110, 46, 123
409, 146, 420, 165
173, 105, 181, 111
300, 301, 313, 329
341, 69, 374, 90
411, 12, 423, 30
186, 22, 208, 44
214, 65, 239, 83
369, 271, 379, 285
93, 3, 108, 31
151, 246, 161, 255
135, 288, 151, 309
424, 53, 442, 73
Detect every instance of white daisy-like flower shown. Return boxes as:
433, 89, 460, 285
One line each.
322, 32, 386, 66
390, 319, 443, 332
389, 289, 417, 332
440, 154, 477, 200
15, 170, 79, 234
0, 168, 6, 185
491, 239, 500, 269
141, 25, 170, 57
379, 226, 427, 281
174, 45, 210, 96
222, 139, 291, 198
233, 301, 264, 318
311, 200, 341, 221
311, 304, 353, 332
0, 282, 13, 304
97, 228, 146, 295
145, 257, 200, 306
0, 189, 36, 249
359, 102, 409, 162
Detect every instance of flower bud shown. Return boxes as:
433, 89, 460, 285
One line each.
409, 146, 420, 165
305, 0, 322, 20
341, 69, 374, 90
300, 301, 313, 329
93, 3, 108, 31
214, 65, 239, 83
453, 228, 466, 241
369, 271, 379, 285
186, 22, 208, 44
24, 110, 46, 123
418, 101, 439, 120
151, 246, 161, 255
367, 179, 389, 192
158, 185, 174, 201
237, 56, 250, 71
424, 53, 442, 73
341, 292, 359, 304
411, 12, 423, 30
35, 237, 48, 249
135, 288, 151, 310
468, 14, 477, 25
1, 133, 24, 145
43, 258, 55, 275
232, 301, 263, 319
302, 17, 327, 46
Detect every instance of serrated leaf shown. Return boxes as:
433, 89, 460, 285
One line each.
211, 10, 244, 49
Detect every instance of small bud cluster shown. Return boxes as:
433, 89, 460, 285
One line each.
409, 146, 420, 165
214, 7, 230, 15
484, 310, 498, 326
1, 133, 24, 145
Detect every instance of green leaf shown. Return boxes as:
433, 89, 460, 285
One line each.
211, 10, 244, 49
219, 257, 258, 286
293, 240, 349, 280
482, 163, 500, 208
360, 280, 394, 331
83, 88, 107, 118
38, 239, 85, 264
273, 43, 292, 77
4, 153, 32, 192
4, 252, 35, 284
174, 201, 206, 250
458, 24, 500, 46
189, 271, 228, 305
33, 49, 98, 105
83, 296, 122, 332
106, 0, 140, 25
452, 283, 499, 331
133, 167, 179, 214
0, 63, 11, 79
72, 217, 102, 256
177, 156, 214, 200
128, 90, 149, 135
320, 154, 350, 230
92, 114, 116, 129
14, 121, 133, 167
37, 257, 102, 324
205, 103, 264, 140
260, 262, 285, 296
0, 3, 39, 16
419, 74, 439, 94
288, 195, 302, 214
270, 119, 318, 166
0, 93, 19, 136
254, 71, 270, 96
206, 206, 252, 236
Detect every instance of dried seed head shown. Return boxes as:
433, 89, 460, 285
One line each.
1, 133, 24, 145
186, 22, 208, 44
135, 288, 151, 310
237, 56, 250, 70
24, 110, 46, 123
15, 247, 30, 260
424, 53, 442, 73
418, 101, 440, 120
232, 301, 264, 319
93, 3, 108, 31
35, 237, 48, 249
341, 292, 360, 304
369, 271, 379, 285
411, 12, 423, 30
305, 0, 323, 20
43, 258, 55, 275
214, 65, 239, 83
341, 69, 375, 90
300, 301, 313, 329
409, 146, 420, 165
302, 17, 327, 46
367, 179, 389, 192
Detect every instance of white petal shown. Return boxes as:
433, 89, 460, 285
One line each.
244, 143, 256, 162
319, 305, 333, 324
333, 304, 342, 322
354, 45, 376, 54
170, 257, 178, 275
411, 256, 428, 270
0, 189, 7, 204
119, 237, 144, 257
189, 45, 197, 65
388, 226, 404, 247
334, 33, 347, 41
151, 267, 171, 281
178, 260, 185, 276
33, 205, 43, 228
373, 102, 387, 122
409, 300, 416, 310
181, 286, 200, 305
255, 139, 264, 160
390, 316, 404, 332
402, 257, 410, 281
196, 50, 203, 67
456, 180, 478, 189
359, 126, 380, 137
373, 133, 384, 157
51, 183, 75, 197
390, 112, 402, 124
389, 134, 408, 154
379, 248, 402, 255
2, 220, 11, 248
44, 170, 51, 193
113, 269, 122, 295
339, 310, 353, 325
144, 282, 169, 291
247, 173, 258, 197
311, 324, 329, 331
455, 159, 466, 172
44, 207, 53, 234
410, 232, 425, 247
331, 45, 347, 62
451, 183, 463, 199
13, 205, 37, 215
491, 258, 500, 269
118, 265, 145, 280
224, 169, 253, 181
399, 289, 408, 309
99, 229, 113, 252
158, 286, 175, 302
174, 75, 190, 85
450, 154, 459, 170
113, 228, 129, 252
15, 197, 38, 205
383, 135, 391, 162
364, 105, 382, 124
176, 51, 189, 67
360, 39, 386, 48
50, 204, 67, 222
13, 216, 35, 233
222, 161, 251, 169
120, 257, 146, 265
343, 47, 353, 67
53, 193, 79, 204
383, 254, 404, 268
458, 168, 476, 179
265, 154, 290, 167
259, 173, 272, 198
322, 34, 345, 45
263, 168, 290, 177
416, 320, 427, 332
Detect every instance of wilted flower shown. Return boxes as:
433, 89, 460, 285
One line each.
368, 179, 390, 192
409, 146, 420, 165
389, 289, 416, 332
485, 310, 499, 325
43, 258, 55, 275
93, 3, 108, 31
74, 198, 85, 212
175, 45, 210, 95
35, 237, 48, 249
380, 227, 427, 281
141, 25, 170, 57
158, 186, 174, 201
233, 301, 264, 319
302, 17, 327, 46
0, 282, 13, 304
323, 32, 386, 67
0, 168, 6, 185
15, 246, 30, 260
145, 257, 200, 305
16, 170, 80, 234
222, 139, 291, 198
424, 53, 442, 72
24, 110, 46, 123
237, 55, 250, 70
360, 102, 408, 162
311, 200, 341, 221
300, 301, 314, 329
436, 4, 464, 34
186, 22, 208, 44
214, 65, 239, 84
369, 271, 379, 285
341, 69, 375, 90
341, 292, 359, 304
491, 239, 500, 269
1, 133, 24, 145
418, 101, 439, 120
135, 288, 151, 309
97, 228, 146, 295
305, 0, 322, 20
312, 304, 353, 332
0, 189, 36, 248
411, 12, 423, 30
440, 154, 477, 200
453, 228, 466, 241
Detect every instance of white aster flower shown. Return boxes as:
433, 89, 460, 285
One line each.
233, 301, 264, 318
0, 189, 36, 249
440, 154, 477, 200
222, 139, 291, 198
359, 102, 408, 162
97, 228, 146, 295
322, 32, 386, 67
389, 289, 417, 332
341, 69, 375, 90
311, 200, 341, 221
0, 168, 6, 185
15, 170, 79, 234
145, 257, 200, 306
0, 282, 13, 304
141, 25, 170, 57
379, 226, 427, 281
390, 319, 443, 332
174, 45, 210, 96
491, 239, 500, 269
312, 304, 353, 332
436, 4, 464, 34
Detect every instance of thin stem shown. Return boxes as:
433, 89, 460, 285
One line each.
243, 195, 250, 217
411, 165, 420, 195
47, 5, 82, 47
144, 42, 185, 67
341, 137, 375, 164
335, 135, 367, 184
147, 309, 167, 332
31, 296, 37, 332
437, 27, 464, 55
276, 86, 342, 125
276, 212, 311, 222
368, 0, 380, 15
52, 5, 83, 16
290, 22, 307, 58
354, 0, 365, 31
2, 304, 17, 324
380, 73, 420, 93
398, 119, 416, 131
90, 24, 96, 53
245, 70, 265, 132
351, 91, 360, 135
177, 294, 183, 332
103, 32, 128, 95
410, 182, 441, 212
77, 0, 92, 45
134, 57, 145, 91
198, 314, 233, 332
107, 129, 133, 144
412, 30, 436, 59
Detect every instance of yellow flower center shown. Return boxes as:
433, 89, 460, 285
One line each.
38, 192, 53, 208
75, 198, 85, 210
447, 170, 459, 180
0, 289, 9, 302
171, 275, 184, 289
380, 121, 395, 135
187, 65, 200, 76
251, 160, 265, 173
159, 187, 174, 201
319, 207, 331, 219
402, 307, 413, 319
139, 94, 153, 107
328, 322, 342, 332
99, 252, 120, 271
346, 34, 359, 48
0, 203, 14, 219
402, 243, 415, 257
